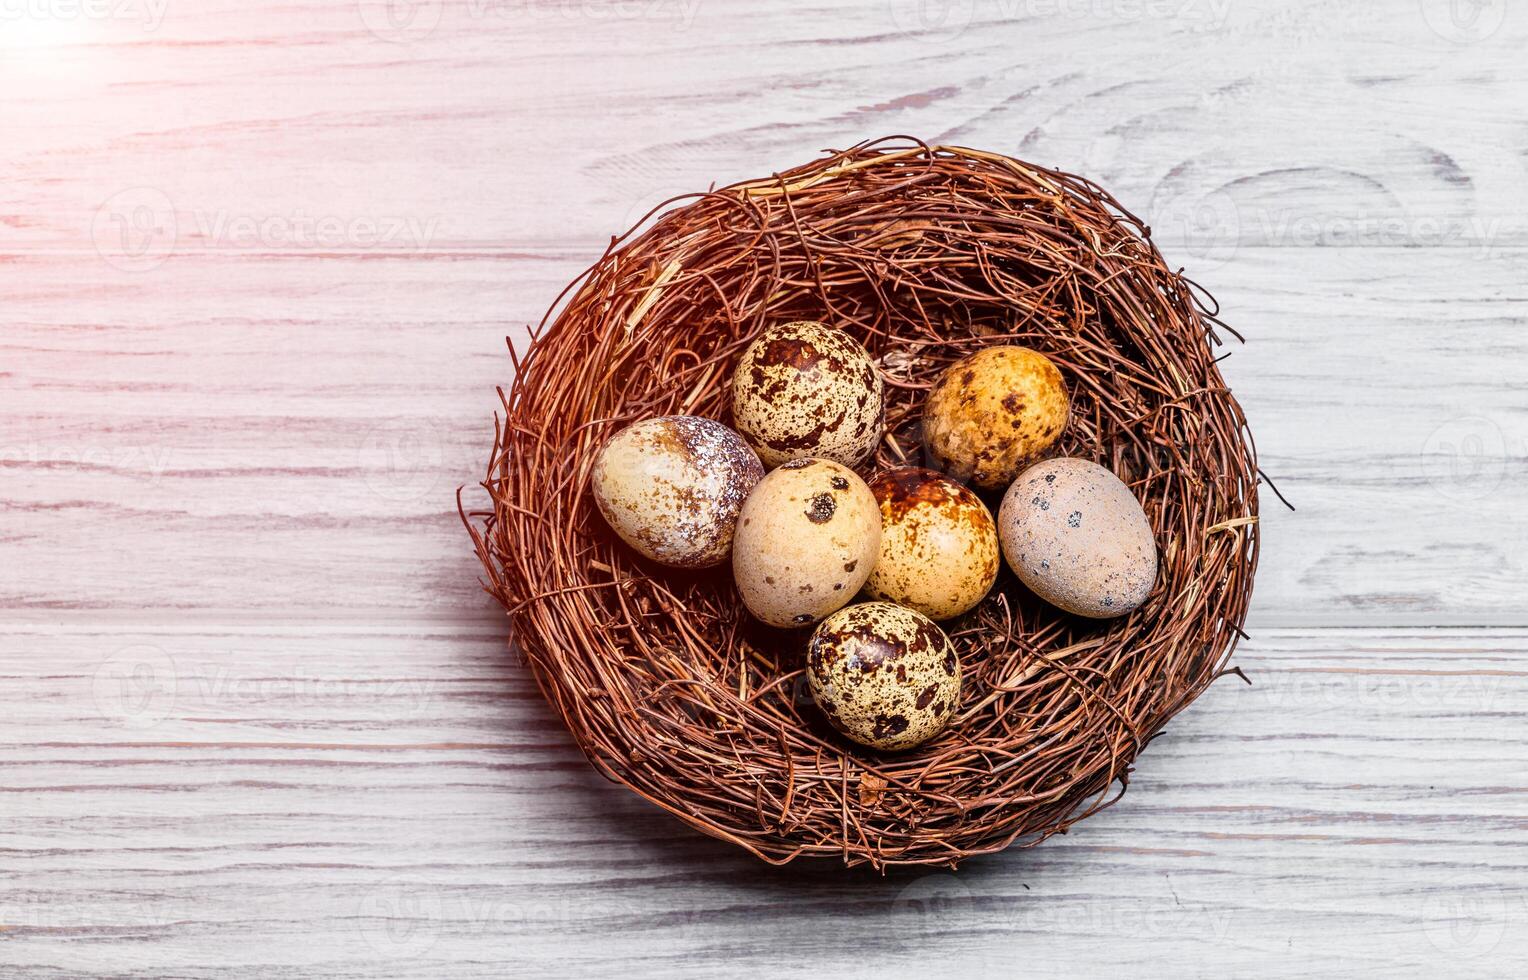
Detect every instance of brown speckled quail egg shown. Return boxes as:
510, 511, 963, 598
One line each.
924, 346, 1069, 490
865, 467, 1000, 621
807, 602, 961, 751
732, 458, 881, 627
730, 320, 884, 468
997, 457, 1157, 618
591, 416, 764, 568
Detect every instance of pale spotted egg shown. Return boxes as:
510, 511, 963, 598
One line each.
731, 458, 880, 628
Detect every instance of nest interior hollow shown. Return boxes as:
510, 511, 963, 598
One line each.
464, 138, 1260, 869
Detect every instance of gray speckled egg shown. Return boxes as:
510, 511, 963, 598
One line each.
997, 457, 1157, 618
732, 458, 880, 627
730, 320, 884, 468
807, 602, 960, 751
591, 416, 763, 568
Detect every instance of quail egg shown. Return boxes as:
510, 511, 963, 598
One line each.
923, 346, 1069, 490
732, 458, 880, 627
591, 416, 763, 568
807, 601, 961, 751
997, 457, 1157, 618
731, 320, 884, 468
865, 467, 1000, 621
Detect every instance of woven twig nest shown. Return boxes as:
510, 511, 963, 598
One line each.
464, 138, 1259, 869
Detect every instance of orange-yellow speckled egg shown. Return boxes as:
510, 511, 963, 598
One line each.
923, 346, 1069, 490
865, 467, 1000, 621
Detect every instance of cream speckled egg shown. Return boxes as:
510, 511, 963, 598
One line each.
730, 320, 884, 468
591, 416, 763, 568
997, 457, 1157, 618
732, 458, 881, 627
865, 467, 1000, 621
807, 602, 960, 751
924, 346, 1069, 490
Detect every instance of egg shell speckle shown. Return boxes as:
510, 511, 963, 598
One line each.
591, 416, 764, 568
807, 602, 961, 751
731, 321, 884, 468
732, 458, 881, 627
865, 467, 1000, 621
997, 457, 1158, 618
923, 346, 1069, 490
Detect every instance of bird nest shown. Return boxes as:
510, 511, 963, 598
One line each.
463, 138, 1260, 869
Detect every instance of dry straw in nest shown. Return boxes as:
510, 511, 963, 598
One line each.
463, 137, 1260, 869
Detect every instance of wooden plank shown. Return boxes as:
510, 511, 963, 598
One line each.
3, 2, 1525, 977
0, 624, 1523, 977
1, 1, 1524, 255
2, 247, 1525, 624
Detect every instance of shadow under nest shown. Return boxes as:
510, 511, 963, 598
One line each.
463, 137, 1260, 869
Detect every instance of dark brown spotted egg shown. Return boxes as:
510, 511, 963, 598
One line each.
730, 320, 884, 468
998, 457, 1157, 618
732, 458, 880, 627
591, 416, 763, 568
807, 602, 961, 751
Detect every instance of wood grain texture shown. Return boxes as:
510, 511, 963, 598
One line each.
1, 625, 1524, 978
3, 247, 1525, 623
3, 0, 1525, 624
3, 0, 1526, 975
2, 0, 1525, 251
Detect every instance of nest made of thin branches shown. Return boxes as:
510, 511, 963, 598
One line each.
463, 137, 1260, 870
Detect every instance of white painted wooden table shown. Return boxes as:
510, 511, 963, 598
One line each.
3, 1, 1526, 976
